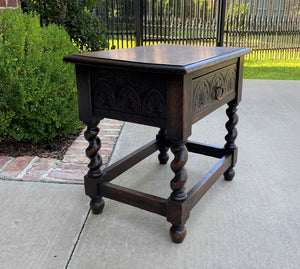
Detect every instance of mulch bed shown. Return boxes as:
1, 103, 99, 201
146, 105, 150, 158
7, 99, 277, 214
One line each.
0, 128, 83, 160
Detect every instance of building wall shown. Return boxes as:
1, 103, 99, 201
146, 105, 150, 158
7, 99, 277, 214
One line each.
0, 0, 21, 9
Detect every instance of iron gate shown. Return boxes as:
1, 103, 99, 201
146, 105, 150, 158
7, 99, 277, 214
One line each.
95, 0, 300, 58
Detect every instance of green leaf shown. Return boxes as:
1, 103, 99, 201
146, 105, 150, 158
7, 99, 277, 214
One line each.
0, 8, 82, 143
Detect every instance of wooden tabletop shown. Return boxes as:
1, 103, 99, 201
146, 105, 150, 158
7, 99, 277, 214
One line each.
64, 44, 250, 74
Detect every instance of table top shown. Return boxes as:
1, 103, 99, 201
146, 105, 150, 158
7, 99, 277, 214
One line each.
64, 44, 250, 74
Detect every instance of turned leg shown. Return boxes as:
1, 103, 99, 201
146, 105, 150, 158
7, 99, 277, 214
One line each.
224, 101, 239, 181
156, 128, 169, 164
84, 121, 105, 214
169, 141, 188, 243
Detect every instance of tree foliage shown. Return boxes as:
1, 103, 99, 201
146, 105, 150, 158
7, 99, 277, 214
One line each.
20, 0, 107, 51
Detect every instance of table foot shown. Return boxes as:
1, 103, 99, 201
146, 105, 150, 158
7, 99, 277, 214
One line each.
170, 225, 187, 243
158, 152, 169, 165
224, 167, 235, 181
90, 197, 105, 214
157, 128, 169, 165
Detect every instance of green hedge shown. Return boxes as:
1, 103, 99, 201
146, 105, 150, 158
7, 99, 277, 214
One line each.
0, 8, 81, 143
20, 0, 107, 51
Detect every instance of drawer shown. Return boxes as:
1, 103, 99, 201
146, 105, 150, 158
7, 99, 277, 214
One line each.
192, 64, 237, 114
90, 69, 168, 127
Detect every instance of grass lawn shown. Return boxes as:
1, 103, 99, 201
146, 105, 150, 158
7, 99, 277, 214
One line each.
243, 57, 300, 80
109, 40, 299, 80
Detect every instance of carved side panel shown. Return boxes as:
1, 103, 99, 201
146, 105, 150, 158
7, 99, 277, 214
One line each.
91, 69, 167, 119
192, 65, 237, 114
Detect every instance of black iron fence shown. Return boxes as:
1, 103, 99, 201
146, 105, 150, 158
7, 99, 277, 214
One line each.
96, 0, 300, 58
224, 0, 300, 58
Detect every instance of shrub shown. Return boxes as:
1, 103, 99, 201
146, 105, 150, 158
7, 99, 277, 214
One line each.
20, 0, 107, 51
0, 8, 81, 143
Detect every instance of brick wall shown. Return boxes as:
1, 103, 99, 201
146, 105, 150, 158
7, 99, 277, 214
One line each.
0, 0, 21, 9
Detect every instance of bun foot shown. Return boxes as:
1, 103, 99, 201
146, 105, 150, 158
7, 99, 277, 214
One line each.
224, 168, 235, 181
158, 152, 169, 164
90, 198, 105, 214
157, 128, 169, 165
170, 225, 187, 243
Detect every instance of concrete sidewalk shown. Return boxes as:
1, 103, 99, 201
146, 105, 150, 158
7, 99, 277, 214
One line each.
0, 80, 299, 269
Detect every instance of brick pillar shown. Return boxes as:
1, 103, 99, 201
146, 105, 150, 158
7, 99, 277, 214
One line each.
0, 0, 21, 9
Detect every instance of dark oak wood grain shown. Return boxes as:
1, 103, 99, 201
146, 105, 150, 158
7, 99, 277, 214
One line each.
64, 44, 250, 243
186, 141, 226, 158
83, 120, 105, 214
224, 101, 239, 181
101, 182, 167, 216
187, 156, 232, 210
64, 44, 250, 74
102, 140, 158, 182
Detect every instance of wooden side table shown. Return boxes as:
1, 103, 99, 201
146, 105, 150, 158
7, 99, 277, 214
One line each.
64, 44, 250, 243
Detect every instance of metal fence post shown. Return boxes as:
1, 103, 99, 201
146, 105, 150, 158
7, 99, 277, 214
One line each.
216, 0, 226, 47
135, 0, 144, 46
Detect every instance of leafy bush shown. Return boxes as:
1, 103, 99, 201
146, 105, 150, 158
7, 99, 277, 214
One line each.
20, 0, 107, 51
0, 8, 81, 143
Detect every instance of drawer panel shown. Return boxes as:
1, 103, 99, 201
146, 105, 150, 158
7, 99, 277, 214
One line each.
91, 69, 167, 120
192, 64, 237, 114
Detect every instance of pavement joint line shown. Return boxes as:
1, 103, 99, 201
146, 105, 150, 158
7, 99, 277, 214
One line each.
0, 177, 84, 185
16, 156, 39, 179
57, 159, 89, 163
65, 209, 91, 268
60, 160, 88, 165
0, 157, 15, 172
41, 178, 84, 184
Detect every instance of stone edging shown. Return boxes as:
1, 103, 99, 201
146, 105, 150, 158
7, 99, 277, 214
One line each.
0, 119, 123, 184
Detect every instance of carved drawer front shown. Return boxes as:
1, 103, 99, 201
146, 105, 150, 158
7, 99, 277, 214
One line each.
91, 69, 167, 119
192, 64, 237, 114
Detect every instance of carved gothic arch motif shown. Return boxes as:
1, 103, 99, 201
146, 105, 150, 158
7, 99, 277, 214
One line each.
117, 83, 142, 113
193, 79, 210, 113
224, 67, 237, 94
92, 78, 117, 110
142, 88, 166, 117
212, 72, 225, 97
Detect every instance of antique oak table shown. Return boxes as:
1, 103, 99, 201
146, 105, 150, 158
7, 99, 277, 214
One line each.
64, 44, 250, 243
